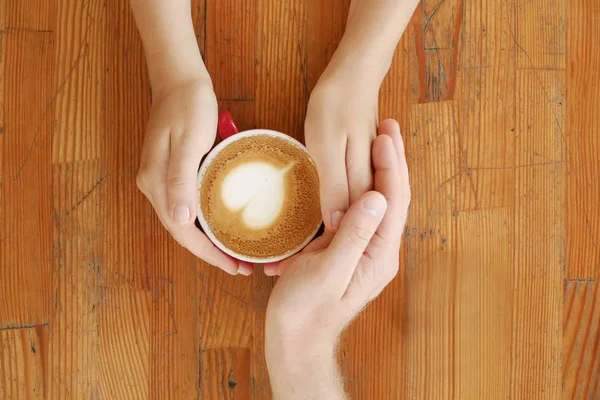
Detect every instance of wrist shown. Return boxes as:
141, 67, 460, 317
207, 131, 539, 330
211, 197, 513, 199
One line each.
319, 34, 395, 94
130, 0, 210, 98
266, 341, 344, 400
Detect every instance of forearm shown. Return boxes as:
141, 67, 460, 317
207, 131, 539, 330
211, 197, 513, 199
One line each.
130, 0, 209, 98
327, 0, 418, 85
268, 353, 346, 400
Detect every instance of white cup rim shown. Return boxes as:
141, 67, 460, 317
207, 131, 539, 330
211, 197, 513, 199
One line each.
196, 129, 322, 264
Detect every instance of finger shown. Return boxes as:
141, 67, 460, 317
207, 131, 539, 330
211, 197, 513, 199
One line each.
263, 233, 333, 276
377, 119, 403, 159
150, 180, 242, 275
378, 119, 409, 187
343, 132, 408, 303
321, 191, 387, 286
301, 231, 334, 253
167, 131, 211, 226
137, 126, 170, 198
370, 132, 410, 246
307, 134, 350, 232
346, 134, 375, 204
263, 252, 302, 277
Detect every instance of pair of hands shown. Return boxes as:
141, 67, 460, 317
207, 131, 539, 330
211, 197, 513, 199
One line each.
136, 71, 380, 275
137, 74, 410, 397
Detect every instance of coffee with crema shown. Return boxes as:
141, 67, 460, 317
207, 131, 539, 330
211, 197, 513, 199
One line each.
199, 133, 321, 260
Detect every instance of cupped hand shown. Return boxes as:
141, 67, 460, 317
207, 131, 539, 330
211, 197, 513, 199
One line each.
136, 79, 253, 276
305, 73, 379, 232
264, 120, 410, 363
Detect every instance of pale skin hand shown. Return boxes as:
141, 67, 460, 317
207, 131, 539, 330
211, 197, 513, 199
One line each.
306, 0, 419, 231
130, 0, 253, 276
264, 121, 411, 399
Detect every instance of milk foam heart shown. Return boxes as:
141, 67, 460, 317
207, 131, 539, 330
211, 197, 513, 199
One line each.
199, 133, 322, 260
220, 161, 294, 229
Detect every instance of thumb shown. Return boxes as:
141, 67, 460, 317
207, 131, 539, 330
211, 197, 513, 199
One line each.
323, 191, 387, 278
167, 134, 205, 225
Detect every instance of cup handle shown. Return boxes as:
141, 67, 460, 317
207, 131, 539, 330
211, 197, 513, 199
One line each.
217, 111, 240, 140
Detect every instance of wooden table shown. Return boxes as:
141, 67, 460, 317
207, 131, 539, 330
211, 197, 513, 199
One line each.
1, 0, 598, 398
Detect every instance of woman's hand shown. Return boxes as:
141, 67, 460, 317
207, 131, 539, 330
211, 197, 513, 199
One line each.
305, 71, 380, 232
264, 120, 410, 399
136, 79, 253, 276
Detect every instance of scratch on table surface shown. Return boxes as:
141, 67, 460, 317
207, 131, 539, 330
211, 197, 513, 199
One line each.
0, 322, 49, 331
220, 288, 248, 307
503, 0, 599, 263
65, 174, 109, 217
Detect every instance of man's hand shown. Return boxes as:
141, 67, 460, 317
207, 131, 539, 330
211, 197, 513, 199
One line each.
264, 120, 411, 399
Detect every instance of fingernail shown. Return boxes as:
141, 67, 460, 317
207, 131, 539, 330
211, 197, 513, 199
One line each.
173, 204, 191, 224
331, 211, 345, 231
363, 194, 387, 218
238, 263, 253, 276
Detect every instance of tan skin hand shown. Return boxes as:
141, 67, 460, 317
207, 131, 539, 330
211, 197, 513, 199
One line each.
136, 79, 254, 276
264, 120, 411, 400
305, 74, 380, 232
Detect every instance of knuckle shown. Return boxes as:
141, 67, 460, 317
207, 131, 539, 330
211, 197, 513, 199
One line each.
348, 224, 372, 248
167, 175, 188, 189
384, 260, 400, 283
136, 170, 151, 192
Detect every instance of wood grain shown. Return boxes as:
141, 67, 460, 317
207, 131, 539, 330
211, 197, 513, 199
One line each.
515, 0, 566, 70
255, 0, 307, 138
101, 0, 150, 291
205, 0, 256, 101
566, 0, 600, 280
6, 0, 55, 32
98, 286, 150, 399
201, 348, 250, 400
0, 29, 54, 328
0, 0, 598, 398
511, 69, 565, 398
0, 325, 48, 399
563, 280, 600, 399
403, 101, 461, 399
48, 161, 104, 398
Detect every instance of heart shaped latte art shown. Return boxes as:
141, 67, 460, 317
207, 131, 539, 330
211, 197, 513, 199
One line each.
220, 161, 294, 229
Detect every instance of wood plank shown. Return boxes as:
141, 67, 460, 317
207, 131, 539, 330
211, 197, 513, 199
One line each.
6, 0, 55, 31
515, 0, 566, 70
306, 0, 349, 92
147, 261, 200, 399
255, 0, 307, 138
101, 0, 150, 290
455, 208, 513, 398
0, 325, 49, 399
409, 0, 463, 103
199, 271, 252, 349
563, 280, 600, 399
98, 286, 150, 399
336, 30, 411, 400
0, 30, 54, 327
455, 0, 516, 211
511, 69, 565, 398
48, 161, 105, 398
200, 348, 250, 400
566, 0, 600, 280
205, 0, 256, 101
52, 0, 106, 163
250, 272, 273, 399
403, 101, 461, 399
